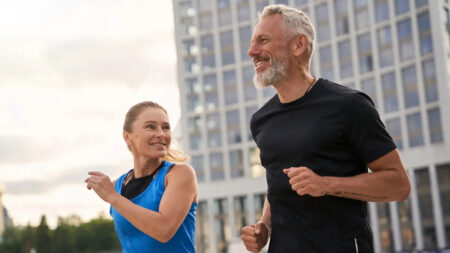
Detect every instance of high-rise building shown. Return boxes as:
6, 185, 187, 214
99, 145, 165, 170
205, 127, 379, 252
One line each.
173, 0, 450, 252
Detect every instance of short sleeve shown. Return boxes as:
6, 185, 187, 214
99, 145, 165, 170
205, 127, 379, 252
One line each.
344, 92, 396, 164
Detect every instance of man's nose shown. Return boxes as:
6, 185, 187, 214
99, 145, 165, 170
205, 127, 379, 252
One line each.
248, 42, 259, 58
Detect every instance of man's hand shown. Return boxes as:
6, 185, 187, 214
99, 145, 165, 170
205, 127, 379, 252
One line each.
241, 222, 269, 252
85, 171, 118, 204
283, 166, 327, 197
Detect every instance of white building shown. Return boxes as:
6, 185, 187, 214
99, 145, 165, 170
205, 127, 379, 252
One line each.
172, 0, 450, 252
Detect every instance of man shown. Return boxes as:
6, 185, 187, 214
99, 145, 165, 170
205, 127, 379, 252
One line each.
241, 5, 411, 253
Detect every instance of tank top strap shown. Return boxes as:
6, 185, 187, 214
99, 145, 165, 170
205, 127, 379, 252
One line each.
153, 160, 175, 189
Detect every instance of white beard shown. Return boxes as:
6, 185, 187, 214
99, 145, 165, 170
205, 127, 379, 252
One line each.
253, 55, 289, 89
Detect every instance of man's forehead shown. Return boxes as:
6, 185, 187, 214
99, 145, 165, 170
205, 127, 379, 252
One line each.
253, 14, 286, 37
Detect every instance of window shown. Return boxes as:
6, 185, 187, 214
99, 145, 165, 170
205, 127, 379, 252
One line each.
319, 45, 334, 80
357, 33, 373, 73
210, 153, 224, 180
182, 39, 197, 57
187, 96, 201, 113
377, 26, 394, 67
226, 110, 242, 144
186, 78, 200, 95
220, 30, 235, 65
263, 85, 276, 97
191, 155, 205, 182
204, 74, 219, 110
414, 168, 437, 249
256, 0, 269, 15
427, 107, 443, 143
338, 40, 353, 79
315, 3, 330, 42
234, 196, 248, 236
189, 133, 202, 150
374, 0, 389, 23
207, 113, 221, 148
407, 112, 424, 147
398, 199, 416, 250
416, 0, 428, 7
296, 0, 308, 6
253, 193, 266, 222
237, 0, 250, 22
239, 26, 252, 62
377, 203, 394, 252
199, 12, 213, 31
230, 149, 244, 178
180, 16, 196, 36
201, 34, 215, 69
422, 60, 438, 103
213, 198, 230, 252
224, 70, 238, 105
395, 0, 410, 15
334, 0, 349, 36
401, 66, 419, 108
184, 58, 198, 73
246, 106, 257, 140
249, 147, 264, 178
218, 0, 232, 27
361, 78, 377, 109
417, 12, 433, 55
386, 117, 403, 149
196, 201, 210, 252
436, 163, 450, 247
354, 0, 369, 30
381, 72, 398, 113
397, 19, 415, 61
242, 66, 257, 101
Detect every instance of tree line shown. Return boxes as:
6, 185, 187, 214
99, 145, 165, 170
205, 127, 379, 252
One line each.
0, 214, 120, 253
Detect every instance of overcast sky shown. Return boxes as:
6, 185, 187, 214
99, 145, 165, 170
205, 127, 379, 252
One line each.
0, 0, 180, 227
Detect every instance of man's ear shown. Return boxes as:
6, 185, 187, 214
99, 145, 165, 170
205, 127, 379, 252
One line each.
292, 34, 309, 57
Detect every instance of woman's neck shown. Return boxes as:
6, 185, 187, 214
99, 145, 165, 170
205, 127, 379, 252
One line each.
133, 156, 163, 178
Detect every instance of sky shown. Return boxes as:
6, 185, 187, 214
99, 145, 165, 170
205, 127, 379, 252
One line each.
0, 0, 180, 227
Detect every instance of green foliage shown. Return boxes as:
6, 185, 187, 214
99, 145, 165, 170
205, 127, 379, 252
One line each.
0, 214, 120, 253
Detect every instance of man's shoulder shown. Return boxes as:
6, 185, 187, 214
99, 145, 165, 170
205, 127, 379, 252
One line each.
318, 78, 359, 99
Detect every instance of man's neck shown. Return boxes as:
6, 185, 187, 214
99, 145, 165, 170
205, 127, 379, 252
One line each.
274, 72, 315, 103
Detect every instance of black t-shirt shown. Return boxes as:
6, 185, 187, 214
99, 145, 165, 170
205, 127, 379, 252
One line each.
250, 78, 396, 253
121, 162, 164, 200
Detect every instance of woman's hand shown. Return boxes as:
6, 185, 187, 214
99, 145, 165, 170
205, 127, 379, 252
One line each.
85, 171, 118, 204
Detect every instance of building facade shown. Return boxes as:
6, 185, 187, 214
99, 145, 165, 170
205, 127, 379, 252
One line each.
173, 0, 450, 252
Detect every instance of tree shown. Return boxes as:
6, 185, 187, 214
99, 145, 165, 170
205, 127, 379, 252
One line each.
53, 217, 75, 253
35, 215, 51, 253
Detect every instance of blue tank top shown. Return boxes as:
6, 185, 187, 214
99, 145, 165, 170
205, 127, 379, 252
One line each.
110, 161, 197, 253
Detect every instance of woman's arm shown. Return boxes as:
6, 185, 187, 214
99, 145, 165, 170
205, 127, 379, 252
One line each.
86, 163, 197, 242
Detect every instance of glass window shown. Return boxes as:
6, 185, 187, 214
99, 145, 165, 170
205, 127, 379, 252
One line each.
253, 193, 266, 222
213, 198, 230, 253
220, 30, 235, 65
207, 113, 221, 148
191, 155, 205, 182
381, 72, 398, 113
256, 0, 269, 14
296, 0, 308, 6
180, 16, 196, 36
397, 19, 415, 61
198, 0, 212, 12
230, 149, 244, 178
187, 96, 201, 113
204, 74, 219, 110
436, 163, 450, 247
199, 12, 213, 31
401, 66, 419, 108
186, 78, 200, 95
246, 106, 257, 141
201, 34, 215, 69
184, 58, 198, 73
249, 147, 264, 178
315, 3, 330, 42
182, 39, 197, 56
377, 26, 394, 67
226, 110, 242, 144
224, 70, 238, 105
417, 12, 433, 55
416, 0, 428, 7
377, 203, 394, 252
218, 0, 232, 27
196, 201, 210, 252
374, 0, 389, 23
414, 168, 437, 249
239, 26, 252, 62
189, 133, 202, 150
275, 0, 288, 4
422, 60, 438, 103
335, 0, 349, 36
427, 107, 443, 143
210, 153, 224, 180
397, 198, 416, 250
237, 0, 250, 22
386, 117, 403, 150
361, 78, 377, 109
357, 33, 373, 73
234, 196, 248, 236
263, 86, 276, 98
338, 40, 353, 79
407, 112, 424, 147
319, 45, 334, 80
354, 0, 369, 30
243, 66, 257, 101
395, 0, 410, 15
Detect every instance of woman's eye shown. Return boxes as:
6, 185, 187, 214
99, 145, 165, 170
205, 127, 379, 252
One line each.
146, 125, 155, 129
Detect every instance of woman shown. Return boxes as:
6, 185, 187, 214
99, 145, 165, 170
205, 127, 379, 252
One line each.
85, 101, 198, 253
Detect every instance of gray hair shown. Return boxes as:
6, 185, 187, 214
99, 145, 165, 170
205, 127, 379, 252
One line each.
260, 4, 316, 57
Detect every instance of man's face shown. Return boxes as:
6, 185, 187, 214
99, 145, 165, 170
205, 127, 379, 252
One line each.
248, 14, 292, 88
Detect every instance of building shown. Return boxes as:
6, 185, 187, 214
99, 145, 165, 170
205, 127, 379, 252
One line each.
172, 0, 450, 252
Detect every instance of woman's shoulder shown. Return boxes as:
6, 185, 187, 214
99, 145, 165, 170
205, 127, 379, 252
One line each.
167, 163, 196, 178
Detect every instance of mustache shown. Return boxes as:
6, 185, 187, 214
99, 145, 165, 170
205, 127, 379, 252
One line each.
253, 55, 270, 62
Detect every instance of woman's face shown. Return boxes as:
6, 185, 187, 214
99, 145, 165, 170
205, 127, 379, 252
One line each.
124, 107, 171, 159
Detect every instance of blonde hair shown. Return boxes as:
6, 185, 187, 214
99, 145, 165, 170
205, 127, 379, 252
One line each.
123, 101, 189, 163
260, 4, 316, 57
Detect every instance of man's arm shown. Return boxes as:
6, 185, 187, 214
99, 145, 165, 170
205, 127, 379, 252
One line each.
241, 197, 271, 252
284, 149, 411, 202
